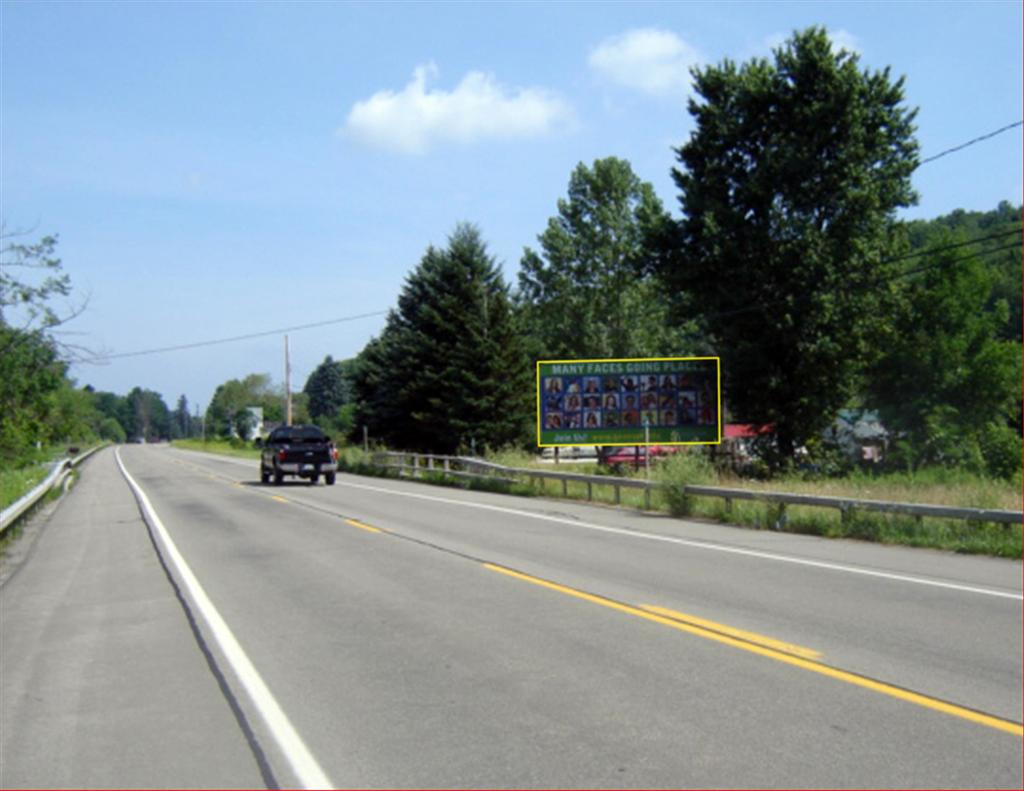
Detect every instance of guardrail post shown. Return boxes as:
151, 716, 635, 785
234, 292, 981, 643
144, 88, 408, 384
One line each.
773, 502, 787, 531
724, 497, 733, 516
840, 503, 852, 527
562, 478, 568, 497
412, 453, 419, 477
443, 458, 450, 472
587, 481, 592, 501
427, 455, 434, 471
644, 487, 651, 510
614, 484, 621, 505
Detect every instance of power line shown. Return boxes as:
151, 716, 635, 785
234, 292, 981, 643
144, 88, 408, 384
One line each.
918, 120, 1023, 166
91, 309, 388, 361
697, 229, 1022, 322
884, 226, 1022, 265
88, 117, 1022, 366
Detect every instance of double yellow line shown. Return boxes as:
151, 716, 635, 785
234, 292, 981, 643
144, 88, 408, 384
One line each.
484, 563, 1023, 738
247, 503, 1024, 739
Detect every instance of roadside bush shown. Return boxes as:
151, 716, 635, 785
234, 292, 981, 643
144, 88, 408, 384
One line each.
654, 449, 716, 517
979, 423, 1022, 479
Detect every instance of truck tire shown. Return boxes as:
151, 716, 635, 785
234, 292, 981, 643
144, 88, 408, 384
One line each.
274, 468, 284, 485
260, 465, 270, 484
326, 472, 336, 485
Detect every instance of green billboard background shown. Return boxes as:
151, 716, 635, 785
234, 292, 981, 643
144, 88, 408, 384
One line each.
536, 357, 721, 447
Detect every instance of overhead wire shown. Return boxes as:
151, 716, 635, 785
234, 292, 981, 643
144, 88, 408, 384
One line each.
91, 123, 1022, 363
90, 309, 388, 361
917, 120, 1023, 166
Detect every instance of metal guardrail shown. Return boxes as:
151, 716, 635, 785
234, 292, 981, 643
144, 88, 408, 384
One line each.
0, 445, 106, 536
368, 451, 1023, 527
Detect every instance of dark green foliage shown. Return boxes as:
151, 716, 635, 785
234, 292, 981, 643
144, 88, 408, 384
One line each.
353, 224, 532, 453
905, 201, 1021, 344
303, 356, 349, 422
516, 157, 698, 359
205, 373, 293, 438
663, 27, 919, 463
171, 395, 194, 439
0, 326, 67, 463
867, 227, 1022, 476
125, 387, 171, 441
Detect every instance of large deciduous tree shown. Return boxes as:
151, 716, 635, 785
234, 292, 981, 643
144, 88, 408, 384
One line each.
517, 157, 692, 360
353, 224, 531, 453
663, 27, 918, 462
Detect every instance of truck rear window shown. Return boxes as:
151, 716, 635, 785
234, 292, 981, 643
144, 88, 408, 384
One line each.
270, 427, 326, 443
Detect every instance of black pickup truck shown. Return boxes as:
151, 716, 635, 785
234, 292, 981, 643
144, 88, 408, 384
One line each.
260, 424, 338, 485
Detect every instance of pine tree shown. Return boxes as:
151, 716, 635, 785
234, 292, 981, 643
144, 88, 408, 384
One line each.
304, 356, 347, 422
354, 224, 531, 453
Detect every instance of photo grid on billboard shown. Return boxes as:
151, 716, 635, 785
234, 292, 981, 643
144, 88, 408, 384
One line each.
538, 358, 720, 446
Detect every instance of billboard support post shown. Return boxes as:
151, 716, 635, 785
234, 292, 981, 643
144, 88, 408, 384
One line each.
644, 422, 650, 479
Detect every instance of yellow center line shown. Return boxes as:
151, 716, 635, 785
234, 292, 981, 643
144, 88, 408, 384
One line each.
271, 496, 288, 504
483, 563, 1023, 738
345, 518, 383, 534
639, 604, 821, 660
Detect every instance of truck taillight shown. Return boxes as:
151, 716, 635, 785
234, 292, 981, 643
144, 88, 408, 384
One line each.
278, 449, 287, 462
331, 446, 339, 461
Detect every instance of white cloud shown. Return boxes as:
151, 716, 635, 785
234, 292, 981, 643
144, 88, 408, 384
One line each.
828, 29, 862, 56
588, 28, 703, 98
343, 63, 574, 155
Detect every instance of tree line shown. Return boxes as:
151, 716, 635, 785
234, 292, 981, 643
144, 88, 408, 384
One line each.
340, 29, 1022, 477
4, 28, 1020, 479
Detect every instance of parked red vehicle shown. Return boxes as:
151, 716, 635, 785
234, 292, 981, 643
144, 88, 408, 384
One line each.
601, 445, 681, 470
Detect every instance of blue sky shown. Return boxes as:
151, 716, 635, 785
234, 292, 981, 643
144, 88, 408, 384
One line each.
3, 0, 1021, 414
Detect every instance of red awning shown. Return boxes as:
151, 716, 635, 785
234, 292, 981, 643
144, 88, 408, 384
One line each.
723, 423, 774, 438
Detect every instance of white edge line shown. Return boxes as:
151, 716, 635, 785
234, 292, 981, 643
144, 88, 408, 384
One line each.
172, 450, 1024, 602
115, 449, 334, 790
331, 478, 1023, 602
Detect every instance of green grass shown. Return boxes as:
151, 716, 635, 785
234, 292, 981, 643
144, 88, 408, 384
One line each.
653, 455, 1022, 557
172, 438, 261, 459
0, 444, 74, 510
168, 441, 1023, 558
0, 464, 51, 511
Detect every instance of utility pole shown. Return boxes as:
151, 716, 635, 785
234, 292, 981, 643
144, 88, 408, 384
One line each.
285, 334, 293, 426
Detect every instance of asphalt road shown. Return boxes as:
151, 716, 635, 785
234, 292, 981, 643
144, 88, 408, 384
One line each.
1, 444, 1020, 788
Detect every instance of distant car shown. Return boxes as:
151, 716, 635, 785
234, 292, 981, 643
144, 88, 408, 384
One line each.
260, 424, 338, 485
601, 445, 681, 470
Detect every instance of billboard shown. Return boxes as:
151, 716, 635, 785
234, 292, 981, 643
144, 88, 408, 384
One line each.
536, 356, 721, 447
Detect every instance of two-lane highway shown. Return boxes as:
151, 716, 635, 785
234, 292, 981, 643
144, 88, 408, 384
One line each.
2, 444, 1021, 788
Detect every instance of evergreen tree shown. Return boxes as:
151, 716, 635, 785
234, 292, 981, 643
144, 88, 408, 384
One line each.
354, 224, 531, 453
171, 395, 191, 439
304, 356, 347, 422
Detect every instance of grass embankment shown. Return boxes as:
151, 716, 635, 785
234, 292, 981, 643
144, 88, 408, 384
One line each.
0, 465, 51, 511
0, 446, 74, 511
170, 441, 1022, 558
172, 438, 261, 460
483, 448, 1023, 558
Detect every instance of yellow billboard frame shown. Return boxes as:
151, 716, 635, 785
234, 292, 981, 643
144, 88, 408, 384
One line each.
535, 355, 722, 448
